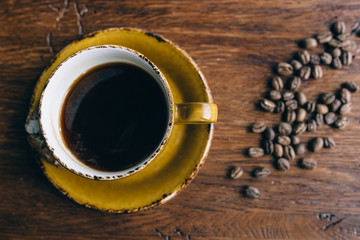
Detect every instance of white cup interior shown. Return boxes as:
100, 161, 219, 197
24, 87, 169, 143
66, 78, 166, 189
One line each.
39, 45, 172, 180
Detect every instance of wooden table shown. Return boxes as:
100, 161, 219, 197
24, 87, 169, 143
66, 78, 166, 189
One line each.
1, 0, 360, 239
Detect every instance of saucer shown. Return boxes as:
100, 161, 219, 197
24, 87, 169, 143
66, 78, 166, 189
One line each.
27, 28, 214, 213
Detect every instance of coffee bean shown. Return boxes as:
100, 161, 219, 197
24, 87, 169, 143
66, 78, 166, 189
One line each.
260, 99, 276, 112
248, 147, 264, 158
243, 186, 259, 199
324, 112, 337, 125
274, 144, 283, 158
340, 88, 351, 104
253, 167, 271, 178
290, 59, 303, 71
293, 122, 307, 135
252, 122, 266, 133
283, 145, 296, 161
312, 65, 323, 79
269, 90, 282, 101
341, 39, 356, 51
263, 127, 276, 140
271, 76, 284, 90
295, 143, 306, 155
305, 101, 316, 113
303, 38, 318, 49
278, 122, 292, 136
339, 103, 352, 115
321, 93, 336, 104
341, 51, 352, 66
332, 57, 342, 69
307, 119, 317, 132
288, 76, 301, 91
342, 81, 358, 92
310, 54, 321, 65
284, 110, 296, 124
330, 48, 342, 58
229, 166, 243, 179
296, 92, 307, 106
317, 104, 329, 115
300, 158, 317, 170
315, 113, 324, 126
317, 31, 333, 44
283, 91, 295, 101
334, 116, 349, 129
320, 52, 333, 65
263, 140, 274, 155
285, 99, 298, 111
291, 136, 301, 145
277, 158, 290, 171
277, 62, 293, 76
338, 33, 350, 41
323, 137, 336, 148
298, 50, 310, 64
274, 101, 285, 113
296, 108, 307, 122
328, 39, 342, 48
329, 99, 342, 112
333, 21, 346, 35
277, 135, 291, 146
299, 66, 311, 80
310, 137, 324, 152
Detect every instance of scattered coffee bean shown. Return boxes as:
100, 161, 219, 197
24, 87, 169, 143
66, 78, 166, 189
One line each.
310, 137, 324, 152
260, 99, 276, 112
271, 76, 284, 90
283, 91, 295, 101
284, 110, 296, 124
285, 99, 298, 111
317, 31, 333, 44
277, 158, 290, 171
263, 140, 274, 155
341, 51, 352, 66
303, 38, 318, 49
317, 104, 329, 115
307, 119, 317, 132
299, 66, 311, 80
324, 112, 337, 125
323, 137, 336, 148
332, 57, 342, 69
310, 54, 321, 65
330, 48, 342, 58
274, 143, 283, 157
342, 81, 358, 92
334, 116, 349, 129
315, 113, 324, 126
329, 99, 342, 112
321, 93, 336, 105
337, 33, 349, 41
274, 101, 285, 113
296, 108, 307, 122
243, 186, 259, 199
278, 122, 292, 136
252, 122, 266, 133
269, 90, 282, 101
277, 62, 293, 76
339, 102, 352, 115
288, 76, 302, 91
341, 39, 356, 51
229, 166, 243, 179
248, 147, 264, 158
263, 127, 276, 140
253, 167, 271, 178
312, 65, 323, 79
293, 122, 307, 135
295, 143, 306, 155
291, 136, 301, 145
300, 158, 317, 170
320, 52, 333, 65
298, 50, 310, 64
328, 39, 342, 48
305, 101, 316, 113
333, 21, 346, 35
277, 135, 291, 146
283, 145, 296, 161
296, 92, 307, 106
340, 88, 351, 104
291, 59, 303, 71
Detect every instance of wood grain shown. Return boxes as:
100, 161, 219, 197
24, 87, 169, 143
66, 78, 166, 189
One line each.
1, 0, 360, 239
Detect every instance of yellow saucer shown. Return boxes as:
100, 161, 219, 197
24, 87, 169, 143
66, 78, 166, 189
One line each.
27, 28, 214, 213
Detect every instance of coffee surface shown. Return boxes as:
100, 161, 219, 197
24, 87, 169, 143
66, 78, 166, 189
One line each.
61, 62, 169, 171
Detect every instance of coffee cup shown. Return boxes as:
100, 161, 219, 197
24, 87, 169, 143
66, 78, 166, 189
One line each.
39, 45, 217, 180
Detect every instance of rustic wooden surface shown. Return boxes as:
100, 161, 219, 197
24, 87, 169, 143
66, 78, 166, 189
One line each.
1, 0, 360, 239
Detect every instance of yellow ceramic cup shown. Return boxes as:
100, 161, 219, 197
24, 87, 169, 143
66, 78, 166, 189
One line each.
39, 45, 217, 181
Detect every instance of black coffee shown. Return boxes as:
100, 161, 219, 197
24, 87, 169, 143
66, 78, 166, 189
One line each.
60, 62, 169, 172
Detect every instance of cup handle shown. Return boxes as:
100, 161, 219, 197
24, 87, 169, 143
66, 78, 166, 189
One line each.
175, 102, 218, 124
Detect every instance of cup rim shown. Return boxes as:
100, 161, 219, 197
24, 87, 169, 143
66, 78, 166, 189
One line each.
38, 45, 175, 180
